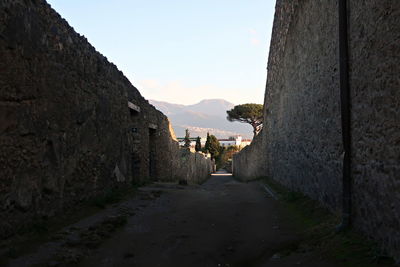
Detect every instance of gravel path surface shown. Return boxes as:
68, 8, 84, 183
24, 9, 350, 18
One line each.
7, 171, 339, 267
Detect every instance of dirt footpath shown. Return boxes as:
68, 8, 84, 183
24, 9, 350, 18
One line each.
7, 171, 340, 267
79, 171, 338, 267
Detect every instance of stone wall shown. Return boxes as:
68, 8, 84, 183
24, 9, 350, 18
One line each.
234, 0, 400, 260
349, 0, 400, 259
178, 149, 214, 185
0, 0, 212, 238
232, 131, 265, 180
235, 0, 343, 210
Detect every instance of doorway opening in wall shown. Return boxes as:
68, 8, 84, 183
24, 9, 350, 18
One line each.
149, 128, 157, 181
131, 151, 141, 183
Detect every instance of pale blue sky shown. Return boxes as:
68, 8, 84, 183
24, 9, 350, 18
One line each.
47, 0, 276, 105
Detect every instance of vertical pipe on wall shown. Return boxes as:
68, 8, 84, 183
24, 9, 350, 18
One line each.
337, 0, 352, 231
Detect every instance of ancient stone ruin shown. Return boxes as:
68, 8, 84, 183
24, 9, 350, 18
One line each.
1, 0, 399, 263
0, 0, 213, 238
234, 0, 400, 261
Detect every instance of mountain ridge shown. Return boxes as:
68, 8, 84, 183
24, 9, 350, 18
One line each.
149, 99, 253, 139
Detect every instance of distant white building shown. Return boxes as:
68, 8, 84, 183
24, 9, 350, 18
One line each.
218, 136, 252, 149
239, 138, 252, 148
177, 135, 251, 150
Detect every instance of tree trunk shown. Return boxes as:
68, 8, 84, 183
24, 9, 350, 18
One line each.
252, 125, 257, 138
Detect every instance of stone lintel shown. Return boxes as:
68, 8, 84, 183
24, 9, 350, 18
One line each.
128, 101, 141, 112
149, 123, 158, 130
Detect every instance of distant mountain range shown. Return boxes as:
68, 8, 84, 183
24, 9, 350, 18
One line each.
149, 99, 253, 139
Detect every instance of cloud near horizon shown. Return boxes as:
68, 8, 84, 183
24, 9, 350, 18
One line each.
248, 28, 257, 35
139, 79, 160, 89
251, 38, 261, 46
136, 79, 264, 105
249, 28, 261, 46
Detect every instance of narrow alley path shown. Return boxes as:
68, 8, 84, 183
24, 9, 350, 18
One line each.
80, 171, 294, 267
8, 171, 339, 267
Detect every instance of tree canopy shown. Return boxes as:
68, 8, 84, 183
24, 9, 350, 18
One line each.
226, 103, 263, 137
184, 129, 191, 148
195, 136, 201, 152
204, 132, 211, 153
208, 135, 220, 159
203, 132, 220, 159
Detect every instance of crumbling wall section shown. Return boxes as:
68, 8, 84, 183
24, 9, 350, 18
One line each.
0, 0, 134, 237
0, 0, 212, 238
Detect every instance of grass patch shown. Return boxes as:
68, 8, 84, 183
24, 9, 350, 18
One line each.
260, 177, 395, 267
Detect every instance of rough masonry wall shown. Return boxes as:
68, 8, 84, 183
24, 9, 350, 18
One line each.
0, 0, 212, 238
178, 149, 214, 185
234, 0, 400, 260
235, 0, 343, 210
266, 0, 342, 211
349, 0, 400, 259
232, 131, 265, 180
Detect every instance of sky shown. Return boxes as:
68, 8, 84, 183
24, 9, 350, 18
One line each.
47, 0, 276, 105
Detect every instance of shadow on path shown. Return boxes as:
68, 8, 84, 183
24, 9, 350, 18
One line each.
7, 171, 340, 267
